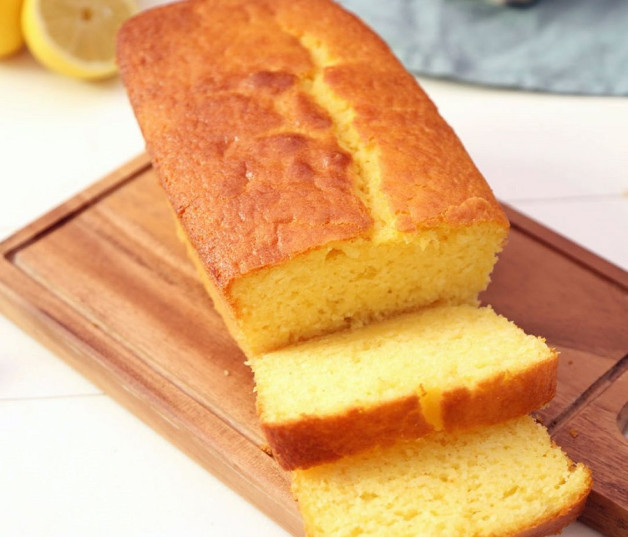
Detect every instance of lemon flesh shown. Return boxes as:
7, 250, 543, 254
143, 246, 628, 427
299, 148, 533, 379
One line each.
0, 0, 25, 58
22, 0, 137, 80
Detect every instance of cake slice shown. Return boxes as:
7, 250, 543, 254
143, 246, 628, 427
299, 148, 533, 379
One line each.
251, 305, 557, 470
292, 416, 592, 537
116, 0, 509, 356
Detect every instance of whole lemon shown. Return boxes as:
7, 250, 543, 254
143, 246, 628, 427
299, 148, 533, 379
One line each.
0, 0, 25, 58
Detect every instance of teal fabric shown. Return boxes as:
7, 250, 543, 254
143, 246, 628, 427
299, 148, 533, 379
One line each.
340, 0, 628, 95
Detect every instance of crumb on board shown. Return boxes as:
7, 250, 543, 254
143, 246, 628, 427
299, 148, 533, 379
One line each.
569, 428, 579, 438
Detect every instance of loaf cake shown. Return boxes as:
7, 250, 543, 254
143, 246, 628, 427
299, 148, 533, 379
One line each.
118, 1, 591, 535
116, 0, 509, 357
251, 304, 558, 470
293, 416, 592, 537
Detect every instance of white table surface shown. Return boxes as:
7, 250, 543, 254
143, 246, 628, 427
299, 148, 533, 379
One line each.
1, 2, 627, 535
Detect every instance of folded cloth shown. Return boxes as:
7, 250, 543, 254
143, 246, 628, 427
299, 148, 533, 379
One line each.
340, 0, 628, 95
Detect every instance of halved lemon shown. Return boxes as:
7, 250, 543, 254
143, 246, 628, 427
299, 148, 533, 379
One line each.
22, 0, 137, 80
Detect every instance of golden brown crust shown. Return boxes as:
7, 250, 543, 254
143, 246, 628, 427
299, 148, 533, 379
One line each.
117, 0, 373, 289
261, 395, 433, 471
320, 63, 507, 231
117, 0, 508, 291
441, 351, 558, 430
262, 352, 558, 470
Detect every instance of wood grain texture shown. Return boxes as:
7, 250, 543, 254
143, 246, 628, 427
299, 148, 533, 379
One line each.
552, 358, 628, 537
0, 155, 626, 537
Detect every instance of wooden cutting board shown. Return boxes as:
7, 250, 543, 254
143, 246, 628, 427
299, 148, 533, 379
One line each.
1, 154, 627, 537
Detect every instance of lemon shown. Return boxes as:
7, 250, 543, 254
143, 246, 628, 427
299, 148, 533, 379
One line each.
22, 0, 137, 80
0, 0, 25, 58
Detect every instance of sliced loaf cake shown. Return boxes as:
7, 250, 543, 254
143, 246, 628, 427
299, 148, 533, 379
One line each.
251, 304, 557, 469
292, 416, 592, 537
